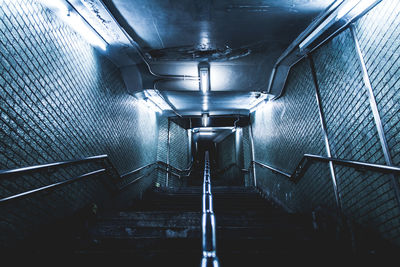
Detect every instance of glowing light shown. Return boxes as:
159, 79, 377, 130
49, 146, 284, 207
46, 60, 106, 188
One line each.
38, 0, 68, 13
200, 127, 213, 131
200, 68, 209, 93
202, 96, 209, 111
299, 0, 377, 51
199, 132, 213, 136
66, 12, 107, 50
337, 0, 376, 19
38, 0, 107, 51
138, 99, 161, 114
143, 90, 171, 110
202, 113, 209, 127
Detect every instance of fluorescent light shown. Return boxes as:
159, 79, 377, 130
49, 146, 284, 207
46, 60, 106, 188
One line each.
199, 132, 213, 136
200, 127, 213, 131
38, 0, 107, 51
67, 12, 107, 50
143, 90, 171, 110
337, 0, 377, 19
139, 99, 161, 113
299, 0, 378, 51
202, 96, 209, 111
299, 10, 338, 51
38, 0, 68, 12
202, 113, 209, 127
199, 68, 209, 93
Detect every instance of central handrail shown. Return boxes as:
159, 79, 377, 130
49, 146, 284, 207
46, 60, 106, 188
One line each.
201, 151, 219, 267
253, 153, 400, 182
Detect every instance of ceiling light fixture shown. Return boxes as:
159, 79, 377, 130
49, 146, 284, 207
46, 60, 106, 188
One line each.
198, 62, 210, 94
143, 90, 171, 111
202, 113, 209, 127
38, 0, 108, 51
199, 132, 213, 136
202, 96, 209, 111
336, 0, 377, 19
299, 0, 379, 52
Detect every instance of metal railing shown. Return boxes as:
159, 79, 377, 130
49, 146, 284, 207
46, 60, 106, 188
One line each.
252, 154, 400, 183
201, 151, 219, 267
0, 155, 193, 204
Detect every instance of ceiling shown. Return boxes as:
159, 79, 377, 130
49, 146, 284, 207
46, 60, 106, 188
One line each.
101, 0, 334, 117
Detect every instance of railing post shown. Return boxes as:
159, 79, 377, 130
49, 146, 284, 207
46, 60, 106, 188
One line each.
201, 151, 219, 267
350, 25, 400, 211
308, 55, 343, 219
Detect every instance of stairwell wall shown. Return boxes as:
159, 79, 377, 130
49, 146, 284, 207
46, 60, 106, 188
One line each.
0, 0, 159, 247
216, 129, 244, 186
156, 117, 190, 188
251, 0, 400, 245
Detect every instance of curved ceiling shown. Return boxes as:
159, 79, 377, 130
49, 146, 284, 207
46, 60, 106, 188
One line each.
102, 0, 334, 116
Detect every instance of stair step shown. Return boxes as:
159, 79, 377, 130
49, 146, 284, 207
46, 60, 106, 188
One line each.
71, 185, 336, 260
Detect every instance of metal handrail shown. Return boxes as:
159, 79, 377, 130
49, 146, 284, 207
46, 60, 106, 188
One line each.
253, 154, 400, 182
157, 160, 193, 173
201, 151, 219, 267
0, 155, 194, 203
0, 169, 106, 204
0, 154, 108, 177
156, 160, 194, 178
120, 162, 158, 178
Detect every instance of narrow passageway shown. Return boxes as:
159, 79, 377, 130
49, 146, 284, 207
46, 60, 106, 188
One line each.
1, 0, 400, 264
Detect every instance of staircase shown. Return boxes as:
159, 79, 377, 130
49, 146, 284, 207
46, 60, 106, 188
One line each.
74, 185, 343, 265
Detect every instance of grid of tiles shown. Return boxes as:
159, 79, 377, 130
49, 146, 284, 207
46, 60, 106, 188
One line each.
156, 118, 190, 187
252, 59, 334, 211
216, 132, 242, 185
0, 0, 159, 245
312, 27, 400, 244
353, 0, 400, 242
242, 126, 253, 187
354, 0, 400, 167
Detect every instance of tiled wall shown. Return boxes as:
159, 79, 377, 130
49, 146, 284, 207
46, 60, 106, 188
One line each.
0, 0, 159, 246
216, 131, 243, 185
251, 0, 400, 245
252, 59, 335, 212
156, 117, 190, 187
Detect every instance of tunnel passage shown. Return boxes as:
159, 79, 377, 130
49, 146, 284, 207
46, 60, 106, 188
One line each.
0, 0, 400, 262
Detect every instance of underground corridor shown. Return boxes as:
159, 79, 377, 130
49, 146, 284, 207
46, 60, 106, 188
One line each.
1, 0, 400, 264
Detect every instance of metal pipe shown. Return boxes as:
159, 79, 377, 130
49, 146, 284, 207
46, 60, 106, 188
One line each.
308, 55, 343, 217
270, 1, 381, 99
98, 0, 199, 81
201, 151, 219, 267
153, 88, 183, 118
350, 25, 400, 210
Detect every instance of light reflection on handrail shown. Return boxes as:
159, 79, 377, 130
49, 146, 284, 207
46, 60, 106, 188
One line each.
252, 154, 400, 182
201, 151, 219, 267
